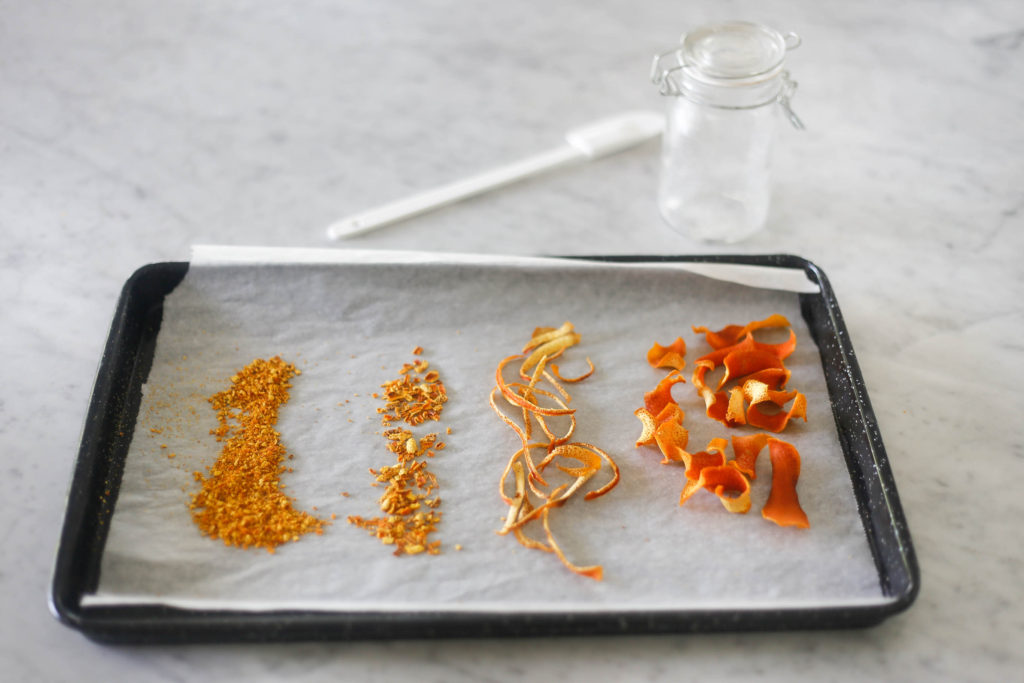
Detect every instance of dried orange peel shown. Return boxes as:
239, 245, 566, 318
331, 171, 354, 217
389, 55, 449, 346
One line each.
693, 314, 791, 350
762, 438, 810, 528
647, 337, 687, 372
675, 434, 808, 527
491, 323, 619, 581
691, 317, 807, 432
634, 320, 810, 528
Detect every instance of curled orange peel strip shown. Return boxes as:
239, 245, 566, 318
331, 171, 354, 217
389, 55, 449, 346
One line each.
697, 329, 798, 368
742, 379, 798, 407
700, 465, 752, 514
730, 433, 772, 479
521, 333, 581, 375
725, 386, 747, 425
647, 338, 687, 372
551, 444, 602, 479
490, 387, 546, 490
522, 321, 575, 353
746, 393, 808, 433
567, 442, 620, 500
550, 356, 595, 383
643, 370, 686, 416
693, 361, 745, 428
655, 402, 684, 426
498, 442, 552, 506
496, 355, 575, 417
654, 420, 689, 465
692, 314, 791, 350
634, 407, 657, 447
741, 367, 791, 390
541, 508, 603, 581
761, 438, 809, 528
494, 324, 620, 579
719, 347, 787, 390
678, 439, 728, 504
500, 460, 529, 532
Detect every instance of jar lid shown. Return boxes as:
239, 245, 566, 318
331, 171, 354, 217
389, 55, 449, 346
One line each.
681, 21, 799, 83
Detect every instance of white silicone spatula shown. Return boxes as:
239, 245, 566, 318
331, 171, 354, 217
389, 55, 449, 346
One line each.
324, 110, 664, 240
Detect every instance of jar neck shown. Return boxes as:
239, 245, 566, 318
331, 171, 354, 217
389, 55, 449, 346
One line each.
666, 67, 789, 109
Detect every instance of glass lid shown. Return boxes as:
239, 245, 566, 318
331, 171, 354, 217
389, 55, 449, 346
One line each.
682, 21, 791, 79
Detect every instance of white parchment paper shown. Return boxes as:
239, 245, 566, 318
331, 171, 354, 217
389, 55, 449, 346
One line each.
85, 249, 884, 612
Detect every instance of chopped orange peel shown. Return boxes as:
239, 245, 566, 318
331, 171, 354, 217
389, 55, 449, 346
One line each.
492, 323, 619, 581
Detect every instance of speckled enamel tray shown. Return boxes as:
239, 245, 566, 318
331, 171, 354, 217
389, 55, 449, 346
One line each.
50, 254, 918, 643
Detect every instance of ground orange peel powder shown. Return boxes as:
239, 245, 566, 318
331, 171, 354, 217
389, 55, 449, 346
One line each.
190, 356, 326, 552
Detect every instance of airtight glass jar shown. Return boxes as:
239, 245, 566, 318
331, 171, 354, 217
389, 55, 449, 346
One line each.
651, 21, 803, 243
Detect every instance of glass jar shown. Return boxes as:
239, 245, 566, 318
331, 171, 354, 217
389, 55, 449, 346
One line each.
651, 21, 803, 243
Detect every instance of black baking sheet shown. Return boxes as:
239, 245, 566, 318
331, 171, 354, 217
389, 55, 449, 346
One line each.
50, 254, 918, 643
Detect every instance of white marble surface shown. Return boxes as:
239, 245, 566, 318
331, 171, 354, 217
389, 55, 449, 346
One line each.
1, 0, 1021, 680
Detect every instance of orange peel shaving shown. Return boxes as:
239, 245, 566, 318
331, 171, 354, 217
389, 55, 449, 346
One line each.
492, 323, 618, 581
550, 356, 595, 383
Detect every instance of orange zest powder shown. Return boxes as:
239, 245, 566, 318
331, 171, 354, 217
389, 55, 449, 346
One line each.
190, 356, 327, 552
348, 349, 449, 555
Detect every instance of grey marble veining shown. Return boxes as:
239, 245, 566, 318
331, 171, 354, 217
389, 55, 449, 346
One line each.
2, 0, 1022, 680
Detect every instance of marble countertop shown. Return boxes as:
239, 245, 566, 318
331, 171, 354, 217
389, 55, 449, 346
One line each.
2, 0, 1021, 680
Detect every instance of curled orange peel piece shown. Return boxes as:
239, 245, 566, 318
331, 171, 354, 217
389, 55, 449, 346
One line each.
494, 323, 620, 580
697, 329, 798, 368
730, 433, 772, 479
692, 314, 791, 350
699, 465, 752, 514
741, 380, 798, 409
647, 338, 687, 372
550, 356, 595, 383
719, 347, 787, 390
678, 439, 728, 505
741, 379, 808, 433
654, 419, 689, 465
541, 508, 603, 581
643, 370, 686, 416
741, 367, 791, 390
496, 355, 575, 417
551, 444, 602, 479
634, 407, 657, 447
693, 361, 745, 428
655, 402, 683, 426
521, 333, 581, 375
761, 438, 809, 528
523, 321, 575, 353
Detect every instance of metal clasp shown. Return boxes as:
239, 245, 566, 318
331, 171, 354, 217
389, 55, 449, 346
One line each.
778, 72, 805, 130
650, 48, 687, 96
